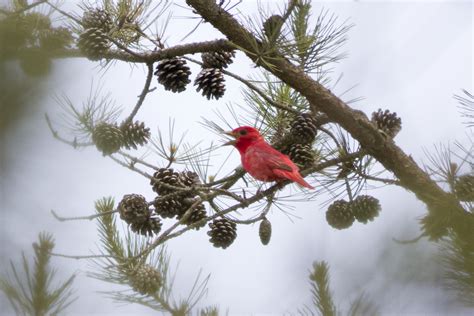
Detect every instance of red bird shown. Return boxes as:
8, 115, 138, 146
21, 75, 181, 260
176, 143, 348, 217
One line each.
224, 126, 314, 189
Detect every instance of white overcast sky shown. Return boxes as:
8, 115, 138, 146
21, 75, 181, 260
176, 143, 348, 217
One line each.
1, 0, 473, 315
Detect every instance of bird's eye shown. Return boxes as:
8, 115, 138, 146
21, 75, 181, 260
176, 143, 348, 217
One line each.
239, 129, 248, 135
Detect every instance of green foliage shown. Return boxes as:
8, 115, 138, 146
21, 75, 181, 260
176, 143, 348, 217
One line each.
298, 261, 379, 316
56, 85, 123, 141
242, 72, 307, 138
455, 89, 474, 128
288, 0, 353, 79
308, 261, 337, 316
0, 232, 76, 315
199, 305, 222, 316
0, 3, 73, 76
439, 229, 474, 307
90, 197, 210, 314
348, 293, 380, 316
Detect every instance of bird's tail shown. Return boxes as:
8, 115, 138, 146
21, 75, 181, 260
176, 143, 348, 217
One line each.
293, 173, 314, 189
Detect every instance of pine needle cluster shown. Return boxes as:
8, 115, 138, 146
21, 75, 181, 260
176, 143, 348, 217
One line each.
0, 233, 76, 315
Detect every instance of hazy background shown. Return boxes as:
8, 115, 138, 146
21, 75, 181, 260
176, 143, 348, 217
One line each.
1, 0, 473, 315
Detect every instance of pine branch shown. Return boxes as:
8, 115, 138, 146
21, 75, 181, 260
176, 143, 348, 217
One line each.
438, 230, 474, 307
348, 293, 380, 316
185, 0, 466, 238
88, 197, 210, 314
136, 153, 362, 259
309, 261, 336, 316
0, 233, 76, 315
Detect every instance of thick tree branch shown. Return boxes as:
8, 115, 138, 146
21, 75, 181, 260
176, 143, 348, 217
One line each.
9, 39, 235, 64
185, 0, 469, 234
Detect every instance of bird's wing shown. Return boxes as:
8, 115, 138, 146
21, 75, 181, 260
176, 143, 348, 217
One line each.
246, 142, 297, 172
244, 142, 314, 189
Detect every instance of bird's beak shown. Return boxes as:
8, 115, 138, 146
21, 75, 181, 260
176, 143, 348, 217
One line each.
223, 131, 237, 146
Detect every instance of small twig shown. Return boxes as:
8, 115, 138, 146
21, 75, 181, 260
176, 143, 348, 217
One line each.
125, 62, 155, 122
355, 171, 400, 186
6, 0, 48, 15
210, 187, 247, 204
45, 113, 93, 147
392, 233, 424, 244
118, 151, 159, 170
344, 178, 353, 201
107, 36, 145, 60
231, 192, 275, 224
51, 209, 117, 222
319, 126, 343, 149
302, 150, 365, 176
109, 154, 156, 180
50, 252, 118, 260
45, 1, 81, 24
135, 27, 163, 48
207, 167, 246, 187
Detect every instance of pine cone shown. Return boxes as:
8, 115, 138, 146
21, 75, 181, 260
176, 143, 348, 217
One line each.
454, 174, 474, 202
282, 143, 315, 168
153, 196, 187, 219
180, 170, 201, 187
263, 14, 284, 40
178, 202, 207, 229
91, 122, 123, 155
201, 50, 235, 69
130, 216, 162, 237
290, 113, 318, 145
118, 194, 150, 225
129, 264, 162, 295
77, 27, 110, 60
259, 218, 272, 245
154, 58, 191, 93
208, 218, 237, 249
194, 68, 226, 100
326, 200, 354, 229
351, 195, 381, 224
120, 120, 150, 150
150, 168, 182, 196
82, 8, 113, 33
371, 109, 402, 138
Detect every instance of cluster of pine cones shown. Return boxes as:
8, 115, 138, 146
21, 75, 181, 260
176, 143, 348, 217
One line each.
78, 8, 113, 60
326, 195, 381, 229
154, 50, 235, 100
91, 120, 150, 155
117, 167, 241, 249
274, 113, 319, 169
